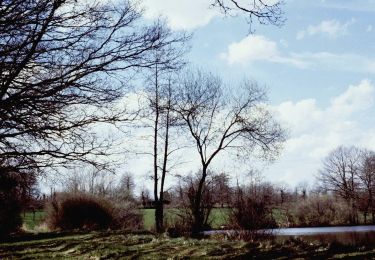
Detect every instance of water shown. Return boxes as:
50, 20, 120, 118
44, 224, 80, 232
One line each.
205, 226, 375, 245
274, 225, 375, 235
273, 226, 375, 245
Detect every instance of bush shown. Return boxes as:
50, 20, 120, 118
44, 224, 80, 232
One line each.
166, 216, 191, 238
0, 168, 37, 237
46, 192, 143, 231
293, 195, 350, 226
230, 198, 276, 230
46, 192, 113, 230
0, 194, 22, 237
110, 202, 143, 230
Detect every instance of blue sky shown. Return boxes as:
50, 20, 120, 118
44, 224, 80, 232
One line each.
129, 0, 375, 188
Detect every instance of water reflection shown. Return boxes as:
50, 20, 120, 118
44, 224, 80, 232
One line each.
206, 226, 375, 245
274, 226, 375, 246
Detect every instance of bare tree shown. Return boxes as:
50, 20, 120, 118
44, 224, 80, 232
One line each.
0, 0, 187, 172
211, 0, 285, 31
319, 146, 362, 224
359, 150, 375, 223
139, 32, 189, 232
118, 171, 135, 199
211, 172, 232, 207
174, 70, 286, 236
151, 78, 182, 233
297, 181, 309, 200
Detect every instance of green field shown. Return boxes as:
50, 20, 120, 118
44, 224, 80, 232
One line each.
2, 231, 375, 259
22, 211, 46, 230
141, 208, 230, 230
22, 208, 230, 232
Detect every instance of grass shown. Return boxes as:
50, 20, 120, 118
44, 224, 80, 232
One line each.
2, 231, 375, 259
22, 211, 45, 230
9, 210, 375, 258
141, 208, 231, 230
22, 208, 229, 232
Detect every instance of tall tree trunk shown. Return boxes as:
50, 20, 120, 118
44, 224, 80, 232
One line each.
155, 201, 163, 233
156, 99, 171, 233
153, 64, 161, 233
191, 165, 207, 237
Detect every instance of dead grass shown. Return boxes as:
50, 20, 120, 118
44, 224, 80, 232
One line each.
1, 231, 375, 259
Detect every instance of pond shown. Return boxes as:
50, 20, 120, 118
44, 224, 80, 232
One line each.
275, 225, 375, 235
205, 225, 375, 245
274, 226, 375, 246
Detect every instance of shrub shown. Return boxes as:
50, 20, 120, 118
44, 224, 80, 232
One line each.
110, 201, 143, 230
0, 193, 22, 237
230, 198, 276, 230
230, 186, 277, 232
45, 192, 144, 231
166, 216, 192, 238
0, 167, 37, 237
46, 192, 113, 230
293, 195, 350, 226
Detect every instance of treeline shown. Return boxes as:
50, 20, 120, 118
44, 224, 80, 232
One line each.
136, 144, 375, 231
4, 144, 375, 238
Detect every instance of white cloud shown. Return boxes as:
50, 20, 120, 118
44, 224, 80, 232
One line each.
266, 80, 375, 186
140, 0, 219, 30
367, 25, 373, 32
291, 52, 375, 74
220, 35, 279, 64
330, 79, 374, 114
296, 19, 355, 40
220, 35, 307, 67
220, 35, 375, 74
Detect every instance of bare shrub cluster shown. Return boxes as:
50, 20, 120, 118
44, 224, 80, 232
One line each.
46, 192, 143, 231
291, 195, 351, 227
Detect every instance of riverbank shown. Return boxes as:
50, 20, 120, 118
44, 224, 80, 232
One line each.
1, 230, 375, 259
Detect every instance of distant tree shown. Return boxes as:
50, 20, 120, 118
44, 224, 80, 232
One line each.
297, 181, 309, 200
211, 172, 232, 207
140, 187, 151, 208
319, 146, 362, 224
358, 150, 375, 223
117, 172, 136, 199
174, 70, 286, 236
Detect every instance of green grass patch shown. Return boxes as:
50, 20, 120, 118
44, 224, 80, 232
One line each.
141, 208, 231, 230
22, 211, 45, 230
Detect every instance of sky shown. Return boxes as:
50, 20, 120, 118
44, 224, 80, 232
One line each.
123, 0, 375, 190
43, 0, 375, 193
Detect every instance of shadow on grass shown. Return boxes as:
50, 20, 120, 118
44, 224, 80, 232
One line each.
1, 231, 375, 259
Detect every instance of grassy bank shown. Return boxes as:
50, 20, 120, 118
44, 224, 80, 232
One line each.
2, 231, 375, 259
